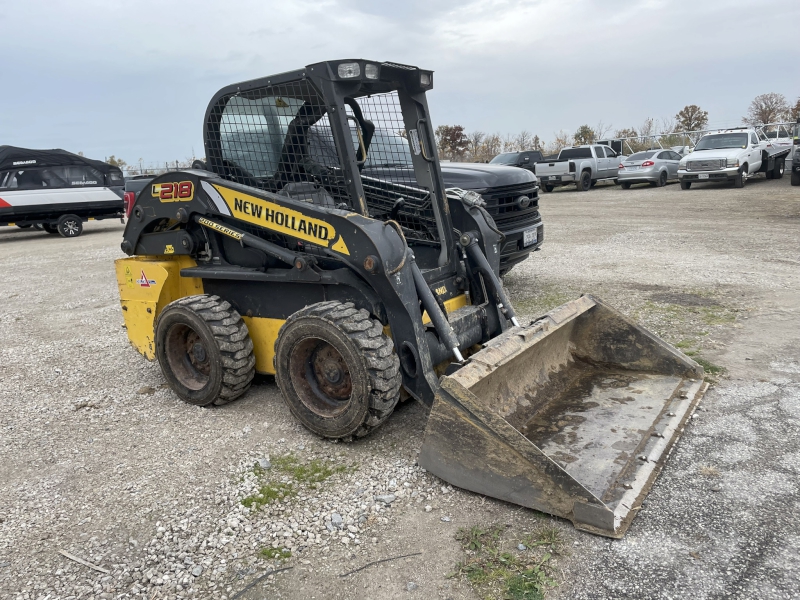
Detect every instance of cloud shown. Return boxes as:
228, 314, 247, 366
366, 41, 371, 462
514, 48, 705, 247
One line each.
0, 0, 797, 164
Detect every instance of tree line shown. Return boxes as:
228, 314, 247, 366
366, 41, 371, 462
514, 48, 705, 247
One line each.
435, 93, 800, 161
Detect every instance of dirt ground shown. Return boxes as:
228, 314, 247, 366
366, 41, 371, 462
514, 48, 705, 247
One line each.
0, 173, 798, 600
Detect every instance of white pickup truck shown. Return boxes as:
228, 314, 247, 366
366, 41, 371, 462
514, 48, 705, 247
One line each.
533, 145, 621, 192
677, 128, 790, 189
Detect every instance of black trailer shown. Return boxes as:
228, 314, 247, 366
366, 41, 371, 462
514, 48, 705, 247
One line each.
0, 146, 124, 237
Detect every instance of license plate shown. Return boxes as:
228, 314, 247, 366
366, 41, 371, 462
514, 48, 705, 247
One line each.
523, 227, 538, 247
698, 174, 709, 179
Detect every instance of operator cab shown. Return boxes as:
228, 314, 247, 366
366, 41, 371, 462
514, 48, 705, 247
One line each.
203, 60, 453, 272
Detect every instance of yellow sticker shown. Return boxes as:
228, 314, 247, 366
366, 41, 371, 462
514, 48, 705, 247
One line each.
212, 184, 350, 255
124, 266, 135, 288
164, 244, 175, 254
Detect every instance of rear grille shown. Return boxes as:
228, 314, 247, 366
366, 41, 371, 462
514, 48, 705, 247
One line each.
686, 159, 725, 171
481, 182, 539, 231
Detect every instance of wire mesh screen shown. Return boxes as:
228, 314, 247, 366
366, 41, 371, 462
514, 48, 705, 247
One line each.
207, 83, 439, 244
348, 92, 438, 243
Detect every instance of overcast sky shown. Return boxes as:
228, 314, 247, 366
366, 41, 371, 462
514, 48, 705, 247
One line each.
1, 0, 798, 166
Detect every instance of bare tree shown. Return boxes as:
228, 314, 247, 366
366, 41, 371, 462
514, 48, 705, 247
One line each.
515, 130, 533, 150
791, 98, 800, 122
532, 135, 542, 151
466, 131, 485, 161
502, 134, 518, 153
743, 93, 789, 126
594, 121, 613, 139
482, 134, 503, 159
547, 130, 573, 155
674, 105, 708, 132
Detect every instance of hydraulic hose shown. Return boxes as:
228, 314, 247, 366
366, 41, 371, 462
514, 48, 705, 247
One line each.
460, 231, 520, 327
411, 261, 464, 363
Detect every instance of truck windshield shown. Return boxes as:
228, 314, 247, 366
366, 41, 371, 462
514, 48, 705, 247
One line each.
490, 153, 520, 165
695, 133, 748, 150
558, 148, 592, 160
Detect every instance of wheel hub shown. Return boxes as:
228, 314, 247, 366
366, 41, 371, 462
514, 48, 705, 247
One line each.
288, 337, 353, 418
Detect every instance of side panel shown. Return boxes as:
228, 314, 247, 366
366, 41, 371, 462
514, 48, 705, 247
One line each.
242, 316, 284, 375
115, 256, 204, 358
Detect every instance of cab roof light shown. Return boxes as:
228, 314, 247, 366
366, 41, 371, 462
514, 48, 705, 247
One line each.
364, 63, 379, 80
337, 62, 360, 78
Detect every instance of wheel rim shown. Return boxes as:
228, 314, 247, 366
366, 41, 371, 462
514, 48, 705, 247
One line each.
164, 323, 211, 390
289, 336, 353, 418
63, 220, 80, 235
779, 163, 784, 175
741, 169, 747, 182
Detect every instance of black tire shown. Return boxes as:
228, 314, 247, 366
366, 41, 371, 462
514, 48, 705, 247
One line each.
543, 184, 554, 193
657, 170, 667, 187
792, 170, 800, 186
734, 166, 747, 188
57, 214, 83, 237
680, 181, 691, 190
774, 159, 785, 179
620, 182, 631, 190
33, 223, 44, 231
16, 224, 32, 229
576, 170, 591, 192
43, 223, 59, 234
590, 180, 597, 188
275, 301, 401, 440
155, 294, 255, 407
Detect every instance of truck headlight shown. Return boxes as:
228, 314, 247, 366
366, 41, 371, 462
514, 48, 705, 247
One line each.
727, 158, 740, 168
678, 161, 687, 170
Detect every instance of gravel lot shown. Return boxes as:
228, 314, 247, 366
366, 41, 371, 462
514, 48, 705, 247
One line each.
1, 174, 798, 599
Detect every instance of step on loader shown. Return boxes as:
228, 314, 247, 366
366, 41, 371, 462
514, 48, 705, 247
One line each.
116, 59, 707, 537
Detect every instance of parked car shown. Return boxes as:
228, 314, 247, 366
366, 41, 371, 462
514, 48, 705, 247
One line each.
533, 145, 620, 192
489, 150, 545, 173
677, 128, 790, 189
618, 150, 681, 188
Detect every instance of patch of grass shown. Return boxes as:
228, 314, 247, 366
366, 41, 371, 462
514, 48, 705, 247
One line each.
694, 356, 726, 379
271, 454, 348, 486
241, 453, 350, 511
522, 526, 564, 553
512, 285, 574, 317
700, 306, 736, 326
452, 524, 557, 600
241, 481, 296, 510
260, 547, 292, 560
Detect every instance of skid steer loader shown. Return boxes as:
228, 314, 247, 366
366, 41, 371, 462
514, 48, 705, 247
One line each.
116, 59, 707, 537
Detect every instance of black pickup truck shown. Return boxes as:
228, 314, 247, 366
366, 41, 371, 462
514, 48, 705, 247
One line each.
489, 150, 545, 174
125, 132, 543, 275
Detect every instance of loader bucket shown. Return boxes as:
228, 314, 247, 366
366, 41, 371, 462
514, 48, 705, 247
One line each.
419, 295, 708, 538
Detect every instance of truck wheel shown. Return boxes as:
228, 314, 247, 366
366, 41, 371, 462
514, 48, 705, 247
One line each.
734, 166, 747, 188
774, 159, 785, 179
543, 184, 554, 193
16, 224, 31, 229
57, 215, 83, 237
680, 181, 691, 190
576, 171, 591, 192
620, 182, 631, 190
156, 295, 255, 407
792, 170, 800, 186
43, 223, 60, 234
590, 180, 597, 188
33, 223, 44, 231
275, 301, 401, 440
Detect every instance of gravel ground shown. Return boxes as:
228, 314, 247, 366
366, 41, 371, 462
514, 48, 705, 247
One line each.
0, 173, 798, 599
